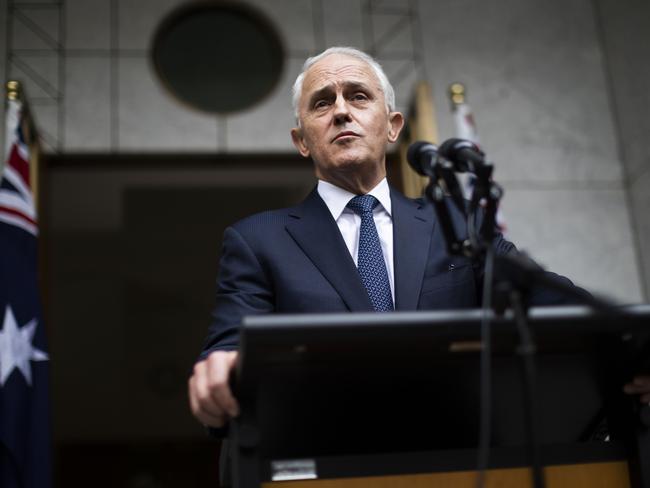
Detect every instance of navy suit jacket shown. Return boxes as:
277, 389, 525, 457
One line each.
200, 186, 570, 357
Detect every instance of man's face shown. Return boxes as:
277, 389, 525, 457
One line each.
291, 54, 403, 188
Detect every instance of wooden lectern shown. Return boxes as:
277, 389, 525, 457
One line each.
229, 306, 650, 487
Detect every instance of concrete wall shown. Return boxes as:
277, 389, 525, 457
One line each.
596, 0, 650, 300
3, 0, 642, 302
417, 0, 644, 303
2, 0, 432, 152
4, 0, 648, 289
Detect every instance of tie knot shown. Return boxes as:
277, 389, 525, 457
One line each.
347, 194, 379, 215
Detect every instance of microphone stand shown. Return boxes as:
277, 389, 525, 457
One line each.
417, 142, 646, 488
424, 149, 628, 488
422, 154, 552, 488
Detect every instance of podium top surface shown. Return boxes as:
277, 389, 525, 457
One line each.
242, 303, 650, 331
239, 304, 650, 363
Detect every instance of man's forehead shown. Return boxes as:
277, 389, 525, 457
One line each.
302, 54, 380, 92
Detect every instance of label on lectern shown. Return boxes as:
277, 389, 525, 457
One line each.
271, 459, 317, 481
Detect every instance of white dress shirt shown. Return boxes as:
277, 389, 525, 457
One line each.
317, 178, 395, 302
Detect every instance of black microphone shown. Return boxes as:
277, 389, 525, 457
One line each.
406, 141, 438, 176
438, 138, 486, 172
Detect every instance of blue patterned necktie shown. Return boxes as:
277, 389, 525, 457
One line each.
347, 195, 394, 312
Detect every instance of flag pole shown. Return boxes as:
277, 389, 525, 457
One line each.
449, 81, 466, 107
397, 81, 438, 198
448, 81, 507, 234
448, 81, 480, 144
6, 80, 40, 213
5, 79, 47, 309
6, 80, 19, 100
3, 81, 21, 167
1, 79, 52, 488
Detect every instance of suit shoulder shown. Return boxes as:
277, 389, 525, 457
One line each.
390, 186, 427, 208
230, 205, 298, 235
411, 196, 428, 207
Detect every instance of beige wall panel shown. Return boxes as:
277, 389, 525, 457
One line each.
117, 57, 219, 151
418, 0, 622, 184
65, 0, 111, 50
64, 57, 111, 150
226, 57, 302, 152
503, 186, 643, 303
323, 0, 364, 48
629, 169, 650, 300
117, 0, 186, 50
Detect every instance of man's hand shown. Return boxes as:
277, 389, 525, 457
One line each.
188, 350, 240, 428
623, 375, 650, 404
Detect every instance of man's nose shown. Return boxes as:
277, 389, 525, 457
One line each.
332, 97, 352, 124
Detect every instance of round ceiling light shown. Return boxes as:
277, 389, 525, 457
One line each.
151, 2, 285, 114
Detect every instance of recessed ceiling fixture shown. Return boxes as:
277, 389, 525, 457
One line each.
151, 2, 285, 114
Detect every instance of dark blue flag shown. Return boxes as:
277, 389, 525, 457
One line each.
0, 93, 51, 488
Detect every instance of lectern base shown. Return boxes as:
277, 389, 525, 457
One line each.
262, 461, 629, 488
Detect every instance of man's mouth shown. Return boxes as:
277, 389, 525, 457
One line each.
332, 131, 361, 142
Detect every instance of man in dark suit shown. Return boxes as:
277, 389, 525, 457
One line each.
188, 47, 650, 430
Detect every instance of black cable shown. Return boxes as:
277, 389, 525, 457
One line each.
476, 244, 495, 488
511, 291, 546, 488
467, 199, 480, 255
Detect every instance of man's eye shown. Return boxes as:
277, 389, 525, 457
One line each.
352, 93, 368, 101
314, 100, 330, 109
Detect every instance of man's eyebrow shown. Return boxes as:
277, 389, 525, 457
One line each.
306, 81, 377, 108
307, 85, 335, 108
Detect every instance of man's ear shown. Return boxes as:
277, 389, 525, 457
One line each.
291, 127, 311, 157
387, 111, 405, 143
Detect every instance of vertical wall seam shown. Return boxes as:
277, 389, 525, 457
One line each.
362, 0, 373, 54
312, 0, 325, 52
58, 0, 65, 151
409, 0, 426, 81
590, 0, 648, 300
110, 0, 118, 152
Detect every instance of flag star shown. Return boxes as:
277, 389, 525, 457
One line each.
0, 305, 49, 386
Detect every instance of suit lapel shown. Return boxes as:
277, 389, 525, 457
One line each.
285, 189, 374, 312
391, 188, 434, 310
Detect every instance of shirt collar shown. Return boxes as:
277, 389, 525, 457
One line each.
317, 177, 392, 220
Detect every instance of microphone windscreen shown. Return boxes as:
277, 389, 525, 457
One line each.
438, 138, 482, 159
406, 141, 437, 175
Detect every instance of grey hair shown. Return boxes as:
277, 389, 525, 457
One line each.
291, 46, 396, 122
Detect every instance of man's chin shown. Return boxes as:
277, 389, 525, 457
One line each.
317, 156, 382, 183
330, 150, 373, 169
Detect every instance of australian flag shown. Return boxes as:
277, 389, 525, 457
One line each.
0, 92, 51, 487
